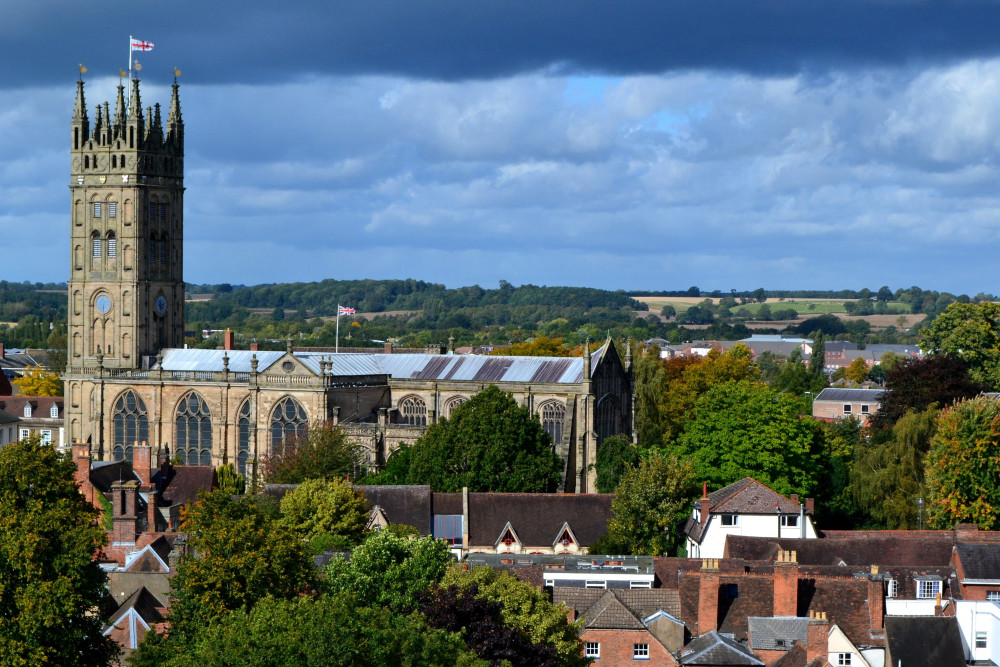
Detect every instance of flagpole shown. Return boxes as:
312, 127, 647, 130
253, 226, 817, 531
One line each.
336, 308, 340, 354
128, 36, 132, 97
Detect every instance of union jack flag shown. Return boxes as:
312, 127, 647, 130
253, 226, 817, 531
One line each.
338, 305, 356, 316
130, 38, 155, 52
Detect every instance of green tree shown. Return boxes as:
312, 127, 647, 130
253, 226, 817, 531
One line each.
324, 530, 453, 612
593, 434, 641, 493
215, 462, 245, 496
660, 304, 676, 319
394, 385, 563, 492
633, 349, 666, 449
753, 287, 767, 303
440, 566, 587, 666
869, 355, 986, 432
851, 407, 938, 529
163, 491, 317, 641
926, 396, 1000, 529
593, 451, 697, 556
131, 594, 484, 667
279, 477, 370, 551
677, 381, 820, 497
809, 333, 826, 375
261, 422, 364, 484
0, 437, 119, 666
921, 302, 1000, 389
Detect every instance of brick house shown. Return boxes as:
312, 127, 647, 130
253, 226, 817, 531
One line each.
811, 388, 885, 426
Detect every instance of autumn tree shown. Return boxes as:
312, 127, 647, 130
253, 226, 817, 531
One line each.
592, 451, 697, 556
869, 355, 986, 432
382, 385, 563, 492
11, 364, 63, 397
925, 396, 1000, 529
921, 302, 1000, 389
676, 381, 821, 497
844, 357, 870, 384
261, 421, 364, 484
491, 337, 571, 357
279, 477, 370, 551
0, 437, 118, 666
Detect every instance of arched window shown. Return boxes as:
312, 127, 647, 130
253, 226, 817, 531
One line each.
270, 397, 307, 454
106, 232, 116, 258
49, 404, 59, 418
111, 154, 117, 168
443, 396, 467, 418
176, 392, 212, 466
148, 236, 157, 264
112, 390, 148, 463
540, 401, 565, 446
91, 231, 102, 258
595, 395, 620, 445
398, 396, 427, 426
238, 400, 252, 477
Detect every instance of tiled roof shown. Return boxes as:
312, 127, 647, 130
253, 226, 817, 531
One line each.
956, 542, 1000, 580
725, 534, 955, 566
707, 478, 810, 515
153, 465, 216, 507
0, 409, 17, 424
884, 616, 966, 667
0, 396, 63, 419
104, 586, 165, 630
814, 388, 886, 403
748, 616, 808, 651
554, 588, 681, 621
466, 493, 613, 547
357, 485, 432, 535
582, 591, 645, 630
678, 630, 764, 666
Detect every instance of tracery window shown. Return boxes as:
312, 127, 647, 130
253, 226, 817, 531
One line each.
238, 400, 252, 477
112, 390, 148, 463
443, 396, 467, 418
595, 395, 619, 445
539, 401, 565, 445
398, 396, 427, 426
270, 396, 307, 454
176, 392, 212, 466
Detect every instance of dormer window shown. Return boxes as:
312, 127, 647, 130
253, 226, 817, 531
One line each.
916, 578, 942, 599
23, 404, 31, 418
886, 579, 898, 598
49, 404, 59, 418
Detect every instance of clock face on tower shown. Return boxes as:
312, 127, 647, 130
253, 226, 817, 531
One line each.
95, 294, 111, 314
155, 295, 167, 316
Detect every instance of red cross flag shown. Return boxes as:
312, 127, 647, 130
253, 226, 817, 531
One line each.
130, 38, 154, 52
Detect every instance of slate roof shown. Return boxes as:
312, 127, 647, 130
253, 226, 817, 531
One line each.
678, 630, 764, 666
884, 616, 966, 667
813, 388, 886, 403
724, 534, 955, 567
956, 542, 1000, 580
466, 493, 613, 547
0, 396, 64, 419
152, 465, 216, 507
104, 586, 165, 631
768, 644, 830, 667
748, 616, 808, 651
0, 409, 17, 425
554, 587, 681, 620
356, 485, 431, 535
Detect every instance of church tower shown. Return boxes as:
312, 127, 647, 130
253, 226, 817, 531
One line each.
66, 77, 185, 371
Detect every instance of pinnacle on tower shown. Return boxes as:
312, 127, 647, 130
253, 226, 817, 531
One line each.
113, 84, 126, 134
73, 80, 88, 122
72, 80, 89, 149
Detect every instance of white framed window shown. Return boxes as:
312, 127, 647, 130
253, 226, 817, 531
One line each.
585, 580, 607, 589
40, 430, 51, 445
585, 642, 600, 658
837, 653, 852, 666
629, 580, 652, 589
781, 515, 798, 527
49, 404, 59, 418
886, 579, 898, 598
861, 404, 870, 414
633, 643, 649, 660
843, 403, 852, 414
721, 514, 738, 526
977, 631, 988, 649
22, 404, 31, 418
108, 201, 117, 218
916, 579, 942, 599
986, 590, 1000, 601
93, 201, 102, 217
19, 429, 29, 440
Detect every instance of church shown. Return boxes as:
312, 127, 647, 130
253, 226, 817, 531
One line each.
62, 78, 633, 493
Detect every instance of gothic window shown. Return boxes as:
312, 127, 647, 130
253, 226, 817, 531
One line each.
91, 231, 102, 258
444, 396, 467, 418
149, 200, 157, 220
176, 393, 212, 466
93, 201, 102, 218
84, 155, 90, 169
149, 237, 157, 264
112, 391, 148, 463
111, 155, 116, 168
398, 396, 427, 426
119, 154, 125, 168
106, 232, 116, 258
160, 203, 168, 221
160, 235, 167, 264
238, 400, 252, 477
539, 401, 565, 445
595, 395, 620, 445
270, 397, 307, 454
108, 201, 117, 218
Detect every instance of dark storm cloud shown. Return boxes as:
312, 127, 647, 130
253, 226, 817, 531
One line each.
6, 1, 1000, 87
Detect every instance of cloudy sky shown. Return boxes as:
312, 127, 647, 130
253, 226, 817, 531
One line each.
5, 1, 1000, 294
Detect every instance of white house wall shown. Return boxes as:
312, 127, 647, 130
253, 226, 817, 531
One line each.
954, 601, 1000, 664
691, 514, 818, 559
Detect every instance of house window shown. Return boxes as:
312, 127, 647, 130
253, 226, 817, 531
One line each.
724, 583, 739, 598
633, 643, 649, 660
585, 642, 600, 658
977, 631, 988, 649
837, 654, 852, 666
19, 429, 29, 440
886, 579, 898, 598
40, 430, 51, 445
916, 579, 942, 599
108, 201, 117, 218
433, 514, 464, 545
630, 580, 652, 589
49, 405, 58, 418
861, 404, 870, 414
585, 580, 607, 589
23, 404, 31, 418
93, 201, 102, 218
780, 515, 798, 527
843, 404, 852, 414
986, 590, 1000, 601
721, 514, 738, 526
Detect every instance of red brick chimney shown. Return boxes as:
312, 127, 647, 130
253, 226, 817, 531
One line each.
224, 328, 235, 351
699, 559, 720, 633
249, 342, 259, 352
111, 480, 139, 545
773, 549, 799, 617
868, 565, 884, 630
805, 498, 815, 515
806, 611, 829, 663
0, 343, 5, 359
72, 441, 100, 510
700, 482, 711, 528
384, 341, 393, 354
133, 443, 151, 485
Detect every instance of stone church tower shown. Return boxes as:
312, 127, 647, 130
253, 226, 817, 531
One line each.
64, 77, 185, 448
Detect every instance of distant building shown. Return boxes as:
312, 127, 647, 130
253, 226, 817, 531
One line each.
811, 387, 886, 425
